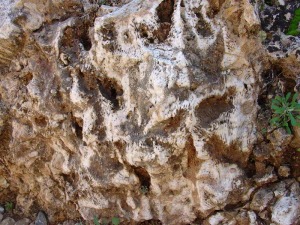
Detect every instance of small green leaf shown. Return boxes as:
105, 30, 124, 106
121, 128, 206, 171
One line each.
285, 92, 292, 101
292, 93, 299, 103
275, 96, 283, 102
286, 8, 300, 36
93, 216, 100, 225
274, 108, 285, 114
271, 99, 281, 106
289, 113, 297, 126
271, 104, 281, 110
112, 217, 120, 225
286, 126, 292, 134
5, 202, 13, 211
270, 117, 280, 124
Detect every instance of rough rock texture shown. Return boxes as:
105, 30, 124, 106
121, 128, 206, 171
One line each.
0, 0, 300, 224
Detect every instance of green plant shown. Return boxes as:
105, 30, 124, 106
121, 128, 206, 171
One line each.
5, 202, 13, 212
93, 216, 119, 225
93, 216, 100, 225
111, 217, 120, 225
98, 0, 107, 5
286, 8, 300, 36
270, 92, 300, 133
140, 185, 149, 195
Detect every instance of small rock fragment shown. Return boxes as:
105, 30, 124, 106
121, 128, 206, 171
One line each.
250, 188, 274, 211
15, 218, 31, 225
290, 126, 300, 148
0, 207, 3, 213
254, 166, 278, 186
268, 128, 292, 150
0, 218, 15, 225
63, 221, 75, 225
278, 165, 290, 177
0, 177, 9, 189
35, 212, 47, 225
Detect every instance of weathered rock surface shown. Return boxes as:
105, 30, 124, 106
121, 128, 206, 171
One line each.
0, 0, 299, 224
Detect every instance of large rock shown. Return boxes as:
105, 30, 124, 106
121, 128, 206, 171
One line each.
0, 0, 299, 224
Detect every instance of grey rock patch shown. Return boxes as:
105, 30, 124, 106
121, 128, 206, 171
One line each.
15, 218, 31, 225
0, 218, 15, 225
35, 212, 47, 225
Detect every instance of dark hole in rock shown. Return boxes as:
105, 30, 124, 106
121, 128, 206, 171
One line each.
97, 77, 123, 110
191, 217, 203, 225
145, 138, 153, 147
154, 0, 175, 42
138, 220, 163, 225
137, 24, 155, 44
194, 8, 213, 37
180, 0, 185, 7
132, 166, 151, 190
100, 23, 117, 51
157, 0, 175, 23
60, 21, 93, 64
72, 116, 83, 139
79, 30, 92, 51
34, 116, 47, 127
245, 152, 256, 177
153, 23, 172, 43
61, 173, 76, 184
195, 91, 234, 128
21, 72, 33, 85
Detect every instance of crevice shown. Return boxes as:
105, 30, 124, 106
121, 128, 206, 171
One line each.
132, 166, 151, 191
79, 30, 92, 51
71, 115, 83, 139
100, 23, 117, 52
194, 7, 213, 37
21, 73, 33, 86
154, 0, 175, 42
137, 220, 163, 225
97, 77, 123, 111
34, 116, 48, 127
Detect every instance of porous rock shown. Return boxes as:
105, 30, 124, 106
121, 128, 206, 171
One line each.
0, 0, 299, 224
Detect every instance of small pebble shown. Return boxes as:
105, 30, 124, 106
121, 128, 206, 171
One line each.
278, 165, 290, 177
35, 212, 47, 225
63, 221, 75, 225
15, 218, 31, 225
0, 217, 15, 225
0, 207, 4, 214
